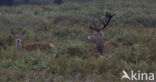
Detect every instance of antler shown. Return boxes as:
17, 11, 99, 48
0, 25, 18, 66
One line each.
89, 24, 100, 32
99, 9, 116, 30
89, 9, 116, 32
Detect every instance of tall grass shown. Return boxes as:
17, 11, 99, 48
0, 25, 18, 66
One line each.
0, 0, 156, 81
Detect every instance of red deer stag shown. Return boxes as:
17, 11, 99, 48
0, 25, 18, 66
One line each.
87, 9, 135, 54
11, 30, 54, 51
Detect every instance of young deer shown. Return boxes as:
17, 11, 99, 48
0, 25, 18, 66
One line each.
11, 31, 54, 51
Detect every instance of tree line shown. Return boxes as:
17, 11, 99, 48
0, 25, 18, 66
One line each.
0, 0, 63, 6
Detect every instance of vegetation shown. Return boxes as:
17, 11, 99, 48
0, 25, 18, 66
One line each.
0, 0, 156, 81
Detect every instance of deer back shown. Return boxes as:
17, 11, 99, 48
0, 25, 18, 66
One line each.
22, 42, 54, 51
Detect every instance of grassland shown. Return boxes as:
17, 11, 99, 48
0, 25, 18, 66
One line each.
0, 0, 156, 82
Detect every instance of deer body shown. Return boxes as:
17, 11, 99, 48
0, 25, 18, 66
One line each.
88, 32, 135, 54
87, 10, 135, 54
88, 32, 118, 54
11, 31, 54, 51
87, 9, 117, 54
22, 42, 54, 51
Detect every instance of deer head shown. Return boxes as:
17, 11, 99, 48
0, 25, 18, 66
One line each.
87, 9, 116, 43
11, 30, 25, 51
11, 30, 54, 52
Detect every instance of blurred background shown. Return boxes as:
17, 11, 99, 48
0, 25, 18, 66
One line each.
0, 0, 156, 82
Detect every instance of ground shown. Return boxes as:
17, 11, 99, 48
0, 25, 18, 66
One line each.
0, 0, 156, 82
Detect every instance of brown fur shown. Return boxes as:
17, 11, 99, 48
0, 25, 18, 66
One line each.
22, 42, 54, 51
94, 38, 119, 54
11, 31, 54, 52
91, 38, 135, 54
122, 42, 136, 48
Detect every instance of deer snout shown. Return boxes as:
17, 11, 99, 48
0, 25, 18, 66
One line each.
16, 39, 21, 44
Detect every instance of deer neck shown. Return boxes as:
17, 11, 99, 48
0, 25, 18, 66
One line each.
97, 34, 107, 41
15, 39, 22, 51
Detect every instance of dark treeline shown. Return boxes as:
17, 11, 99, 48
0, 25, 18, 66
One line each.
0, 0, 14, 6
0, 0, 64, 6
54, 0, 64, 4
23, 0, 29, 4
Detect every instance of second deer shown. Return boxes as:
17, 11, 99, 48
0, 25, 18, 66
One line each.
87, 9, 135, 54
11, 30, 54, 52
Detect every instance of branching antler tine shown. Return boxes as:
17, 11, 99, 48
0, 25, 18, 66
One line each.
103, 17, 113, 28
99, 17, 105, 25
98, 17, 107, 30
99, 15, 109, 25
88, 9, 116, 32
98, 14, 110, 30
106, 9, 111, 16
104, 15, 109, 24
89, 24, 99, 32
107, 9, 110, 13
110, 10, 116, 17
103, 9, 112, 23
111, 11, 116, 17
107, 9, 116, 17
99, 10, 116, 30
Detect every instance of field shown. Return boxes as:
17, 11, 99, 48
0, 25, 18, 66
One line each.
0, 0, 156, 82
